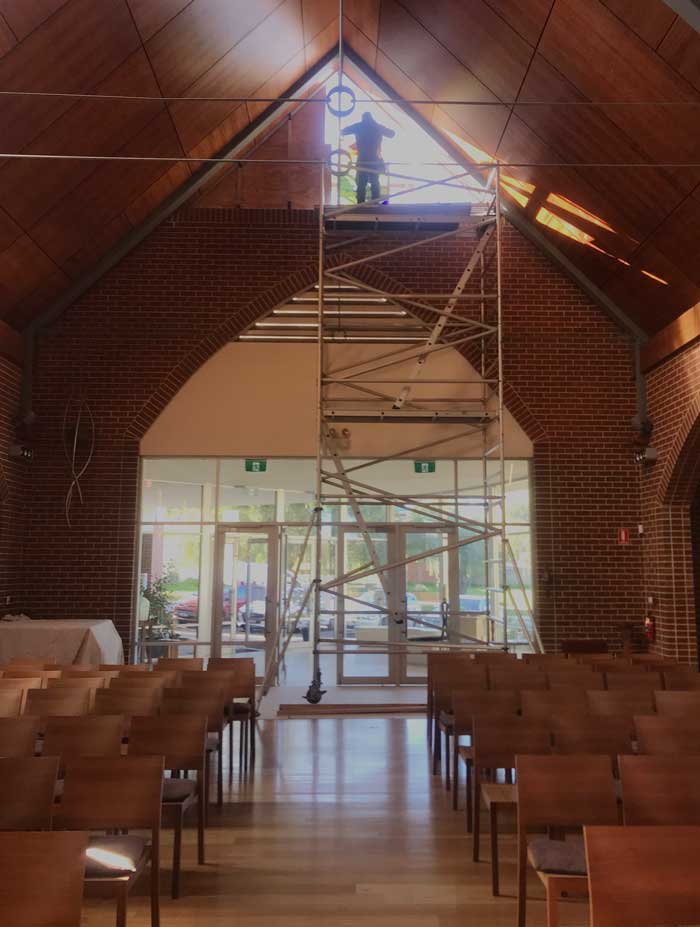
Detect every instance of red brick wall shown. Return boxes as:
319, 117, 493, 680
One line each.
642, 340, 700, 663
20, 208, 643, 654
0, 357, 26, 610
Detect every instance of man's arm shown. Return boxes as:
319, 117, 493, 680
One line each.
341, 122, 361, 136
381, 126, 396, 139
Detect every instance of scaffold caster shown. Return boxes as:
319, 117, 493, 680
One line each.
304, 673, 326, 705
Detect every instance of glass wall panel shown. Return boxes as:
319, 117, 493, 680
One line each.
141, 458, 216, 522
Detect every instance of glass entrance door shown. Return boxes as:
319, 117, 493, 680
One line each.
213, 526, 278, 681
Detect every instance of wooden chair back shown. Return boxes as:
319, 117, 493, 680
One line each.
61, 669, 119, 683
93, 688, 161, 730
0, 831, 87, 927
654, 689, 700, 718
0, 676, 42, 712
634, 715, 700, 755
516, 754, 619, 830
586, 689, 655, 719
619, 755, 700, 825
520, 654, 570, 668
546, 669, 604, 689
5, 658, 53, 668
0, 718, 40, 758
129, 714, 207, 772
100, 663, 151, 673
0, 756, 59, 829
604, 671, 662, 691
487, 667, 547, 691
451, 689, 520, 734
43, 716, 124, 774
551, 718, 634, 774
108, 674, 169, 692
584, 824, 700, 927
663, 670, 700, 690
472, 717, 551, 771
24, 687, 91, 719
520, 687, 587, 720
55, 755, 164, 831
3, 669, 60, 687
161, 687, 227, 733
0, 688, 23, 718
472, 651, 517, 665
157, 657, 204, 672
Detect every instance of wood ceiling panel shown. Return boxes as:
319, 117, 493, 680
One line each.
540, 0, 700, 171
0, 49, 164, 228
0, 234, 60, 316
600, 0, 677, 48
168, 0, 304, 153
303, 10, 338, 69
377, 0, 507, 152
145, 0, 284, 97
302, 0, 335, 45
126, 161, 191, 226
30, 111, 184, 266
643, 193, 700, 284
0, 0, 69, 41
603, 242, 700, 334
658, 17, 700, 92
342, 14, 378, 70
126, 0, 193, 43
0, 0, 141, 154
0, 14, 16, 56
0, 207, 20, 252
247, 48, 307, 122
3, 266, 69, 329
371, 51, 435, 119
514, 53, 690, 237
62, 212, 133, 280
345, 0, 379, 45
398, 0, 535, 101
478, 0, 553, 47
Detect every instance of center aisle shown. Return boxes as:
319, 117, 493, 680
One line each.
85, 717, 588, 926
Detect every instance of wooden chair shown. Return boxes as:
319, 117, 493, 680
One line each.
93, 687, 161, 727
25, 687, 91, 726
100, 664, 151, 673
487, 667, 547, 691
663, 669, 700, 689
584, 825, 700, 927
546, 669, 604, 690
0, 717, 40, 757
586, 689, 655, 724
46, 675, 108, 711
0, 756, 59, 829
206, 658, 258, 770
451, 689, 520, 818
603, 671, 662, 691
520, 688, 588, 721
634, 715, 700, 755
161, 687, 228, 808
108, 675, 170, 694
0, 687, 23, 718
3, 668, 61, 687
184, 669, 254, 775
129, 714, 208, 898
520, 654, 570, 668
430, 663, 488, 770
55, 756, 164, 927
516, 754, 619, 927
654, 688, 700, 717
43, 716, 124, 774
426, 653, 474, 742
619, 754, 700, 825
551, 717, 634, 775
0, 831, 88, 927
470, 718, 551, 892
472, 651, 518, 665
157, 657, 204, 672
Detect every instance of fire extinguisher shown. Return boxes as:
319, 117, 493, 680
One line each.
644, 613, 656, 643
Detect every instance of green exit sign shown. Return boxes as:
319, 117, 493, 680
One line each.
414, 460, 436, 474
245, 459, 267, 473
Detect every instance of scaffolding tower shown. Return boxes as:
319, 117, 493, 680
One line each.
257, 158, 541, 706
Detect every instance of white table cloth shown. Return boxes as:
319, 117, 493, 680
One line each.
0, 619, 124, 665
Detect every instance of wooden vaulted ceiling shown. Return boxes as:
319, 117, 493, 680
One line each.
0, 0, 700, 339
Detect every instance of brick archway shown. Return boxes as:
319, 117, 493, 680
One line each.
658, 394, 700, 505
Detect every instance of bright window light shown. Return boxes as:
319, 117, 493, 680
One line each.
641, 269, 669, 286
500, 183, 529, 208
324, 75, 492, 206
501, 175, 535, 194
86, 847, 137, 872
535, 207, 594, 245
546, 193, 615, 233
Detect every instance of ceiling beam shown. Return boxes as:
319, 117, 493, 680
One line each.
641, 302, 700, 371
662, 1, 700, 31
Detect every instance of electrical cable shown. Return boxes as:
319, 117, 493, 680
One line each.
62, 397, 95, 529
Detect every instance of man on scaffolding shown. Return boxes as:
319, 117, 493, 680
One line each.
341, 111, 395, 204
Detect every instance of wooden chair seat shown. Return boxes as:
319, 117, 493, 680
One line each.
482, 783, 517, 809
85, 834, 148, 878
528, 835, 587, 875
162, 778, 197, 802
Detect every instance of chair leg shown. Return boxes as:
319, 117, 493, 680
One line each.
249, 712, 256, 767
239, 720, 244, 770
116, 886, 128, 927
217, 733, 224, 806
517, 837, 527, 927
452, 736, 459, 811
228, 718, 234, 784
444, 730, 451, 790
204, 752, 211, 825
465, 759, 473, 833
546, 885, 560, 927
472, 779, 481, 862
197, 783, 206, 865
432, 720, 441, 775
171, 807, 183, 899
490, 804, 499, 896
151, 843, 161, 927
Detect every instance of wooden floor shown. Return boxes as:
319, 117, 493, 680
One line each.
85, 716, 588, 926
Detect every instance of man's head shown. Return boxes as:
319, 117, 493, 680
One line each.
361, 111, 375, 124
